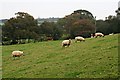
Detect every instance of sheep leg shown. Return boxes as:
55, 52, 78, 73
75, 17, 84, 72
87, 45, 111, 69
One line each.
63, 44, 67, 47
75, 40, 77, 43
67, 44, 70, 47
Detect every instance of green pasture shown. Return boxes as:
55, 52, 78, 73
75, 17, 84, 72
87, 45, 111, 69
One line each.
2, 34, 119, 78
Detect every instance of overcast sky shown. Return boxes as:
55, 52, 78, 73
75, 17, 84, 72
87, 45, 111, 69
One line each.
0, 0, 119, 20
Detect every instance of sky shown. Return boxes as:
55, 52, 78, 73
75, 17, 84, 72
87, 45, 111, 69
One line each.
0, 0, 119, 20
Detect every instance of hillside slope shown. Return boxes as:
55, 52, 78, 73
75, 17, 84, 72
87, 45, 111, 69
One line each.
2, 34, 119, 78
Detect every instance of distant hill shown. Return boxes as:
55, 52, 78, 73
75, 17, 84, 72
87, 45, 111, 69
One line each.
0, 18, 60, 26
37, 17, 60, 25
0, 19, 7, 26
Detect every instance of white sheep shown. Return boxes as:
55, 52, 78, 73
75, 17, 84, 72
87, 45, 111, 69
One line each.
94, 32, 104, 38
75, 36, 85, 42
109, 33, 114, 35
62, 39, 71, 47
91, 34, 94, 38
12, 50, 24, 58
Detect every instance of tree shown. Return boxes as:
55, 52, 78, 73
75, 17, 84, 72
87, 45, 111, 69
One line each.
73, 9, 94, 19
58, 9, 95, 38
39, 21, 62, 40
115, 7, 120, 19
96, 15, 120, 35
106, 17, 120, 34
96, 20, 110, 35
70, 19, 95, 38
2, 12, 38, 44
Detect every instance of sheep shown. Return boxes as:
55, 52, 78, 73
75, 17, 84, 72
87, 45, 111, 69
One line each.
109, 33, 114, 35
12, 50, 24, 58
75, 36, 85, 42
94, 32, 104, 38
91, 34, 94, 38
46, 37, 53, 41
62, 39, 71, 47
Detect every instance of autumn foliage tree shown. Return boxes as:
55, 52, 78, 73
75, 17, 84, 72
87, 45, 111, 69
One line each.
57, 9, 95, 38
70, 19, 95, 38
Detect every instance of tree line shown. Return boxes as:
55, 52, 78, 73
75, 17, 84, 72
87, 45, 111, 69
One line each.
2, 9, 120, 45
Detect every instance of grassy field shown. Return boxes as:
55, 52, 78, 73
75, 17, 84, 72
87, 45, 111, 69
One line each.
2, 34, 119, 78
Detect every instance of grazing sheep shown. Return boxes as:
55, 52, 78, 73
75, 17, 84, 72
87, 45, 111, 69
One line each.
75, 36, 85, 42
12, 51, 24, 58
94, 33, 104, 38
91, 34, 94, 38
109, 33, 114, 35
46, 37, 53, 41
62, 39, 71, 47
